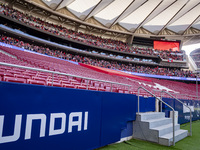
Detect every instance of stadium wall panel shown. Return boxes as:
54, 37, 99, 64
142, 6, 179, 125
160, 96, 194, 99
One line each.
0, 81, 151, 150
162, 98, 200, 124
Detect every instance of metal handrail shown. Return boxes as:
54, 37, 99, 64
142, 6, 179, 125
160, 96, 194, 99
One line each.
153, 89, 200, 101
161, 91, 192, 136
0, 62, 132, 92
137, 86, 175, 146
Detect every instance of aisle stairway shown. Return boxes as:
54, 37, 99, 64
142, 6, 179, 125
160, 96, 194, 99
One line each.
133, 112, 188, 146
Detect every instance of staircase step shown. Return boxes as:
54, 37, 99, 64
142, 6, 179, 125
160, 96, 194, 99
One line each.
137, 112, 165, 121
151, 123, 180, 137
133, 112, 188, 146
144, 118, 172, 128
159, 129, 188, 146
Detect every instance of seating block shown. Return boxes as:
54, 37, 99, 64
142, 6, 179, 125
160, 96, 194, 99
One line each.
3, 76, 27, 83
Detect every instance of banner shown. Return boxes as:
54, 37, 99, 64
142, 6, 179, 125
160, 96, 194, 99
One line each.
162, 98, 200, 124
0, 82, 140, 150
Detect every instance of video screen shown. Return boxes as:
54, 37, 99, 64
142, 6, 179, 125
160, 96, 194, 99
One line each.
154, 41, 180, 51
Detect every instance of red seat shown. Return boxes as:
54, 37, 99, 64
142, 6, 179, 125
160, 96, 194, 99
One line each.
7, 70, 22, 74
93, 82, 100, 87
37, 75, 49, 78
0, 72, 14, 77
14, 74, 31, 79
22, 72, 36, 76
0, 69, 5, 72
69, 79, 77, 82
32, 76, 47, 82
124, 90, 129, 94
27, 79, 46, 85
81, 83, 88, 86
47, 81, 62, 87
129, 91, 134, 94
112, 88, 118, 93
74, 77, 82, 83
77, 85, 87, 90
88, 87, 98, 91
98, 87, 106, 91
71, 82, 81, 86
63, 84, 75, 89
3, 76, 27, 83
118, 89, 124, 93
47, 78, 60, 83
13, 68, 25, 72
61, 80, 71, 85
105, 86, 111, 91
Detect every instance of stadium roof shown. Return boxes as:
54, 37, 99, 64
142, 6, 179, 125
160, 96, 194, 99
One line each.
19, 0, 200, 45
35, 0, 200, 34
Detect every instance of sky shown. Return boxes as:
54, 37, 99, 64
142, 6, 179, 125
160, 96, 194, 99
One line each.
182, 43, 200, 55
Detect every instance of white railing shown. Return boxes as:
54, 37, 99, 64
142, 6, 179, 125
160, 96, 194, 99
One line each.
0, 62, 132, 92
153, 89, 200, 101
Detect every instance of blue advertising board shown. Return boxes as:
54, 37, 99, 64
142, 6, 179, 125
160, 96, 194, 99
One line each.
0, 82, 140, 150
162, 98, 200, 124
138, 96, 155, 113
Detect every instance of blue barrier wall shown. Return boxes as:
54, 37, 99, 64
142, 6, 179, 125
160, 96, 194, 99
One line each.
162, 98, 200, 124
139, 96, 155, 113
0, 82, 147, 150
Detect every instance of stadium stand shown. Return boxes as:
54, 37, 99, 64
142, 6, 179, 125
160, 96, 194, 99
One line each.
0, 3, 185, 61
0, 34, 194, 78
0, 44, 199, 99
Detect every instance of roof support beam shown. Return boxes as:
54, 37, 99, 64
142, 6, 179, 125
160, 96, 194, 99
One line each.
133, 0, 164, 33
182, 15, 200, 35
54, 0, 64, 11
83, 0, 103, 21
164, 2, 200, 28
108, 0, 136, 28
84, 0, 114, 21
109, 0, 148, 29
191, 26, 200, 33
158, 0, 197, 35
163, 28, 178, 35
133, 0, 178, 33
57, 0, 75, 10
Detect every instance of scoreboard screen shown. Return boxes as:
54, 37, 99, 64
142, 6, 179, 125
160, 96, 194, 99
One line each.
154, 40, 180, 51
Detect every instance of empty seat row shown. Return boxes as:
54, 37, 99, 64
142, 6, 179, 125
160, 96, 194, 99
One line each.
0, 46, 198, 99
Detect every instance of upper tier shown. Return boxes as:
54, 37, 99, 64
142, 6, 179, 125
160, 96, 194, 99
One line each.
0, 34, 194, 78
0, 3, 185, 62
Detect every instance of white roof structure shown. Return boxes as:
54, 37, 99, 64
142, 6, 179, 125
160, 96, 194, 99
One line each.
40, 0, 200, 34
21, 0, 200, 45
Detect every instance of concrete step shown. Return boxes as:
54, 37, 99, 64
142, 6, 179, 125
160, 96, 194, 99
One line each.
144, 118, 172, 128
133, 112, 188, 146
151, 123, 180, 137
159, 129, 188, 146
137, 112, 165, 121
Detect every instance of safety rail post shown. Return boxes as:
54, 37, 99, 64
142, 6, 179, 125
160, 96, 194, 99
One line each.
161, 91, 192, 136
138, 86, 175, 146
110, 83, 113, 92
51, 73, 54, 86
86, 79, 89, 90
160, 92, 163, 112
